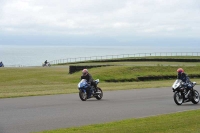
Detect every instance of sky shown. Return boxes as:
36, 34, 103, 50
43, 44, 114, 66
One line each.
0, 0, 200, 46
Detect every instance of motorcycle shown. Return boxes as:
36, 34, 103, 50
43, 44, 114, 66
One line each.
78, 79, 103, 101
42, 62, 51, 67
0, 62, 4, 67
172, 79, 199, 105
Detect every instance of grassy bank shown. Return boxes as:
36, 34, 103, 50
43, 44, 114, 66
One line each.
67, 61, 200, 66
37, 109, 200, 133
88, 65, 200, 81
1, 65, 200, 98
59, 56, 200, 65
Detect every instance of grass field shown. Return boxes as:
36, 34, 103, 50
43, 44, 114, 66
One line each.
37, 109, 200, 133
1, 65, 200, 98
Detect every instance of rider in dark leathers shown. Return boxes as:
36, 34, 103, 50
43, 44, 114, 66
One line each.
44, 60, 47, 65
81, 69, 97, 95
177, 68, 193, 92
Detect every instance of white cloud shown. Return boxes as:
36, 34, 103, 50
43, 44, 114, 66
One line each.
0, 0, 200, 38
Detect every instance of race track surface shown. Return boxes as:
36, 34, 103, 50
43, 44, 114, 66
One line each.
0, 86, 200, 133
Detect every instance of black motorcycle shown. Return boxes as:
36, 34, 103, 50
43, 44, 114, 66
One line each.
172, 79, 199, 105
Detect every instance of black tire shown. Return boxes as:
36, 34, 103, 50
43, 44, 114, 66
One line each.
79, 91, 87, 101
95, 87, 103, 100
191, 90, 199, 104
174, 91, 183, 105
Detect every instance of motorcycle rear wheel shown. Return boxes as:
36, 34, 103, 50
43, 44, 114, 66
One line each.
79, 91, 87, 101
174, 92, 183, 105
95, 87, 103, 100
191, 90, 200, 104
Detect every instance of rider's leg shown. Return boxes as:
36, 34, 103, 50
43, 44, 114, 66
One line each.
92, 81, 97, 92
185, 83, 192, 98
86, 84, 92, 98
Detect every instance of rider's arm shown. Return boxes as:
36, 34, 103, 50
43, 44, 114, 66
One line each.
88, 74, 94, 83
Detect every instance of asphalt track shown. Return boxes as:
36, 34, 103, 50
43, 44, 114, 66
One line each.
0, 86, 200, 133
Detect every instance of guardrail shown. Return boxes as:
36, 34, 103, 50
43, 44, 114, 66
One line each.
49, 52, 200, 65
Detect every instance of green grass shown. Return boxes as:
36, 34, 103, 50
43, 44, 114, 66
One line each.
133, 56, 200, 59
0, 67, 73, 98
57, 56, 200, 67
1, 65, 200, 98
81, 65, 200, 81
68, 61, 200, 66
36, 109, 200, 133
61, 56, 200, 64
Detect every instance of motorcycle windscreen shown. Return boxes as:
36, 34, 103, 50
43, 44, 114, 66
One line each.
172, 79, 182, 89
78, 79, 88, 89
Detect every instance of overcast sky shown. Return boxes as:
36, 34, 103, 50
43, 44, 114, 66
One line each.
0, 0, 200, 46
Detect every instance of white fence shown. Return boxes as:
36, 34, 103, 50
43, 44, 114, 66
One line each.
49, 52, 200, 65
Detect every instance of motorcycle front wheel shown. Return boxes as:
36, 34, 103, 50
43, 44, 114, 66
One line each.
191, 90, 200, 104
95, 87, 103, 100
79, 91, 87, 101
174, 91, 183, 105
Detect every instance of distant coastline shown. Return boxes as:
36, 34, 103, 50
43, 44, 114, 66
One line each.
1, 45, 200, 67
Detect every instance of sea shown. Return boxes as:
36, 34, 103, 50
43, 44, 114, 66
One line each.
1, 45, 200, 67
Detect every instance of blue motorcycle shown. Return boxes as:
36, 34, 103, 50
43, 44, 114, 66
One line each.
0, 62, 4, 67
78, 79, 103, 101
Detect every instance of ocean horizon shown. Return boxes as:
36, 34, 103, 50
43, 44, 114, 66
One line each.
1, 45, 200, 67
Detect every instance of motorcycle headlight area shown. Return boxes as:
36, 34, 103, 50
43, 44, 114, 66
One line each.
79, 82, 88, 88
